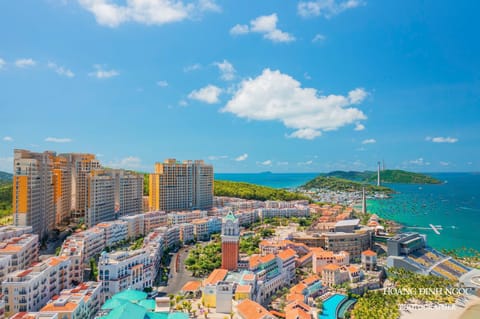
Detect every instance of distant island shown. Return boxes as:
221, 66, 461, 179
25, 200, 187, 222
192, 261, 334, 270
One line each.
323, 169, 442, 185
301, 176, 394, 193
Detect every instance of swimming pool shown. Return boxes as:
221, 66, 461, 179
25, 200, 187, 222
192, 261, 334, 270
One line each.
319, 294, 347, 319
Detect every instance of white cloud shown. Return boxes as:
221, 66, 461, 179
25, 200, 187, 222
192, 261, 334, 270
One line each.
0, 157, 13, 173
15, 58, 36, 68
47, 62, 75, 78
425, 136, 458, 143
198, 0, 221, 12
89, 64, 119, 79
260, 160, 272, 166
108, 156, 142, 170
409, 158, 430, 166
298, 160, 314, 165
287, 128, 322, 140
361, 138, 376, 144
188, 85, 222, 104
2, 136, 13, 142
354, 123, 365, 131
231, 13, 295, 43
178, 100, 188, 107
77, 0, 220, 28
214, 60, 236, 81
157, 80, 168, 87
45, 137, 72, 143
277, 161, 289, 166
235, 153, 248, 161
183, 63, 202, 72
304, 72, 312, 80
230, 24, 249, 35
222, 69, 367, 140
207, 155, 228, 160
439, 161, 449, 166
0, 58, 5, 69
312, 33, 326, 42
298, 0, 364, 18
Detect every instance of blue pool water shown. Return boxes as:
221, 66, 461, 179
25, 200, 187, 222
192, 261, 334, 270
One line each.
319, 294, 347, 319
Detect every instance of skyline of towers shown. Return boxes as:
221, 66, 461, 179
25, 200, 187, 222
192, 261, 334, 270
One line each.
221, 212, 240, 271
12, 149, 144, 236
148, 159, 213, 212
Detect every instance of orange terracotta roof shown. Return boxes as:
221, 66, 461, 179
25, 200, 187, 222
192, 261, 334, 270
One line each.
242, 273, 255, 281
204, 269, 228, 285
277, 249, 296, 261
181, 281, 202, 292
362, 249, 377, 257
286, 293, 305, 303
286, 308, 310, 319
285, 301, 311, 313
249, 255, 261, 269
270, 310, 286, 318
302, 275, 320, 286
312, 250, 334, 258
237, 299, 272, 319
322, 264, 340, 271
48, 256, 68, 267
260, 254, 276, 264
347, 266, 359, 273
290, 283, 307, 295
236, 284, 252, 293
41, 301, 79, 312
0, 244, 23, 253
297, 252, 313, 264
17, 269, 33, 277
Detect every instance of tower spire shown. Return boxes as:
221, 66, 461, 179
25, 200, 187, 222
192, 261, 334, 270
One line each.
377, 161, 381, 186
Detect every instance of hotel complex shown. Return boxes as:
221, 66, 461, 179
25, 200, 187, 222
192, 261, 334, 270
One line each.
148, 159, 213, 212
3, 150, 480, 319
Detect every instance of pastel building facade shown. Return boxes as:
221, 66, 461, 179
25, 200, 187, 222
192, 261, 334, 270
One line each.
12, 150, 55, 238
0, 234, 39, 274
39, 281, 102, 319
98, 250, 154, 299
2, 256, 72, 316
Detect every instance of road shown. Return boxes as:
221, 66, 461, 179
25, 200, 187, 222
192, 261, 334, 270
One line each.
157, 247, 196, 295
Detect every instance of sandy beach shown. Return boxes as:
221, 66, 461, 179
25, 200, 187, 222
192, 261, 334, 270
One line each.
400, 295, 480, 319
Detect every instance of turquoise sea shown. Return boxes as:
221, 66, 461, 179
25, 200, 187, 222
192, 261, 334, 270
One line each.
215, 172, 480, 252
215, 172, 318, 189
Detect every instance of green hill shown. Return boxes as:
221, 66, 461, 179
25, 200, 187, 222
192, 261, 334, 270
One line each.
0, 171, 13, 220
325, 169, 441, 184
214, 180, 310, 201
302, 176, 394, 193
0, 171, 13, 183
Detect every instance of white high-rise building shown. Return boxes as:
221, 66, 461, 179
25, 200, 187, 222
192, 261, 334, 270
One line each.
149, 159, 213, 211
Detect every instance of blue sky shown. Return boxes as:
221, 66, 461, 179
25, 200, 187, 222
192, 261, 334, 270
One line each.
0, 0, 479, 173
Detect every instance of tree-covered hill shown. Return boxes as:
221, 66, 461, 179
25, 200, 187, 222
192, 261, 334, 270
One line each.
302, 176, 393, 193
214, 180, 310, 201
324, 169, 441, 184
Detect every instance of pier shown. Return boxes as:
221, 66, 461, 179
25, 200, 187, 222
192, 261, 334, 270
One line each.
429, 224, 441, 235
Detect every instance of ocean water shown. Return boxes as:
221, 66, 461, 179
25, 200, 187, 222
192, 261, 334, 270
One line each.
368, 173, 480, 252
215, 172, 480, 252
215, 173, 319, 189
